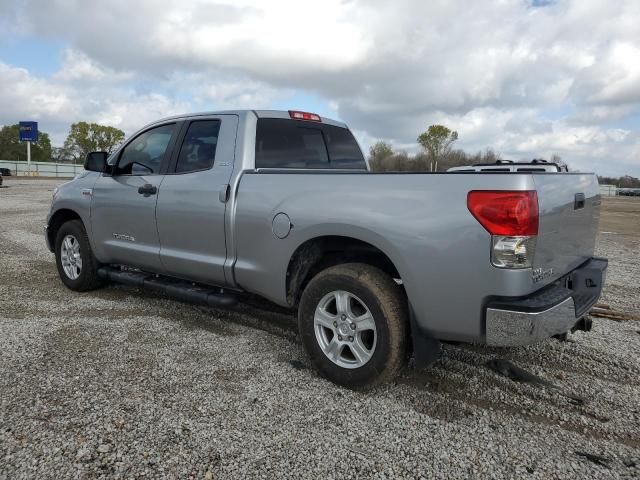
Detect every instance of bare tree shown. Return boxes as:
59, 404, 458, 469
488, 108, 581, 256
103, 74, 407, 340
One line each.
368, 141, 394, 171
550, 153, 569, 171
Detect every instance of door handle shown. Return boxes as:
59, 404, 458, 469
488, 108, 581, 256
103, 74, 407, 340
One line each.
138, 184, 157, 196
219, 184, 231, 203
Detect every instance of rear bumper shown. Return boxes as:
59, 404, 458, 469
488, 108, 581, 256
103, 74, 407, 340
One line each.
485, 257, 607, 346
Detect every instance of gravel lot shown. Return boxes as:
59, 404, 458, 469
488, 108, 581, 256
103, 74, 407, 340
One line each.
1, 178, 638, 479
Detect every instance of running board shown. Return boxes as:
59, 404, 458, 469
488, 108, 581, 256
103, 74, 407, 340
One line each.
97, 267, 238, 307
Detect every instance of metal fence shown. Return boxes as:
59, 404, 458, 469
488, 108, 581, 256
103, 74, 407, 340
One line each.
599, 184, 618, 197
0, 160, 83, 178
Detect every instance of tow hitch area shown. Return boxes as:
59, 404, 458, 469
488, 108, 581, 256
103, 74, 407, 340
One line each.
553, 316, 592, 341
571, 316, 592, 333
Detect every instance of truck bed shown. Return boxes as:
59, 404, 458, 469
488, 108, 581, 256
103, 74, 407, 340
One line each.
231, 171, 600, 343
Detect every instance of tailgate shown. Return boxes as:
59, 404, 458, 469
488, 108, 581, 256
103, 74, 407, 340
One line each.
532, 173, 601, 286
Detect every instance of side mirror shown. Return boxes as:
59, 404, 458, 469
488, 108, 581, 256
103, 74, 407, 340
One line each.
84, 151, 108, 172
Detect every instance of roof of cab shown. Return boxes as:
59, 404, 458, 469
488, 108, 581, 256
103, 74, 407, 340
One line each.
144, 109, 348, 129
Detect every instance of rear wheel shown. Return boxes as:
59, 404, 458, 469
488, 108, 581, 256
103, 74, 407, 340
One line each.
55, 220, 104, 291
298, 263, 407, 388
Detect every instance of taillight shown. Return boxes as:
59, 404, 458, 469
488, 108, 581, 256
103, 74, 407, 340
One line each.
288, 110, 322, 122
467, 191, 538, 236
467, 191, 539, 269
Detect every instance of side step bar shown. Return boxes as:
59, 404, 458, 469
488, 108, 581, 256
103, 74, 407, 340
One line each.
97, 267, 238, 307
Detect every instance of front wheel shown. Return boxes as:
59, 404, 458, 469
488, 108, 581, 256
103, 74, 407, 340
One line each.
298, 263, 408, 388
54, 220, 104, 291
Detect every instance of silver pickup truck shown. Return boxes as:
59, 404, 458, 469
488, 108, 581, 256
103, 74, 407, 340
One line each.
46, 110, 607, 387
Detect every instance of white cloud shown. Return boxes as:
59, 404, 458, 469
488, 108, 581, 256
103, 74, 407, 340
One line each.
0, 60, 192, 145
0, 63, 73, 122
53, 49, 134, 83
0, 57, 297, 145
1, 0, 639, 175
582, 42, 640, 105
164, 72, 289, 110
53, 49, 107, 82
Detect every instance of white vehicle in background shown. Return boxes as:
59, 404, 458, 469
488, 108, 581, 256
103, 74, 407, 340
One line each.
448, 159, 567, 173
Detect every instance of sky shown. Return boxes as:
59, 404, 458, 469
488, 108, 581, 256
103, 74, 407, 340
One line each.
1, 0, 639, 177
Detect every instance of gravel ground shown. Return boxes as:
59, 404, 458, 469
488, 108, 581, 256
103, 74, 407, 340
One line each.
1, 178, 639, 479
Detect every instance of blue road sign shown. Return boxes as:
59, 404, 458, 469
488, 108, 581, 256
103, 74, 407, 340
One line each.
19, 121, 38, 142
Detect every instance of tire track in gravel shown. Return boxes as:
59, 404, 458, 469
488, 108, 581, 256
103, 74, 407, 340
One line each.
400, 362, 640, 450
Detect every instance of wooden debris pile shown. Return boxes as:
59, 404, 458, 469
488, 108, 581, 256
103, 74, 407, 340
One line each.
589, 304, 640, 322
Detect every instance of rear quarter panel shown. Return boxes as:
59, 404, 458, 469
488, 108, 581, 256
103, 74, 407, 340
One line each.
232, 172, 544, 342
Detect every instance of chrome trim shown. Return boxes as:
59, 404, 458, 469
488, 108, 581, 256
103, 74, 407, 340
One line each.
486, 297, 576, 346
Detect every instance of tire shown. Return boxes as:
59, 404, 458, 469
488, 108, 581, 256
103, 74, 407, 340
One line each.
298, 263, 408, 388
54, 219, 104, 291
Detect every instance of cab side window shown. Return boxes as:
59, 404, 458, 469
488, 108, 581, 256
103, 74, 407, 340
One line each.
116, 124, 175, 175
175, 120, 221, 173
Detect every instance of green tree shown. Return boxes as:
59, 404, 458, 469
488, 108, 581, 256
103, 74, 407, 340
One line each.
368, 141, 394, 171
0, 124, 52, 161
63, 122, 125, 162
417, 125, 458, 172
51, 146, 76, 163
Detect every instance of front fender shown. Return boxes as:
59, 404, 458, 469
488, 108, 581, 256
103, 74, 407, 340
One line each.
46, 173, 100, 255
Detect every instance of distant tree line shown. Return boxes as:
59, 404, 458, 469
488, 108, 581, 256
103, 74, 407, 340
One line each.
0, 122, 124, 164
598, 175, 640, 188
2, 119, 631, 181
369, 142, 504, 172
368, 124, 568, 172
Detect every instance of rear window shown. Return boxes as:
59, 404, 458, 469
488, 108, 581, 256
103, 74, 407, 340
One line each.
255, 118, 366, 170
175, 120, 221, 173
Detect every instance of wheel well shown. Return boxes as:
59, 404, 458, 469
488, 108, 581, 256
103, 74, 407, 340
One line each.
48, 209, 82, 249
285, 236, 402, 307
